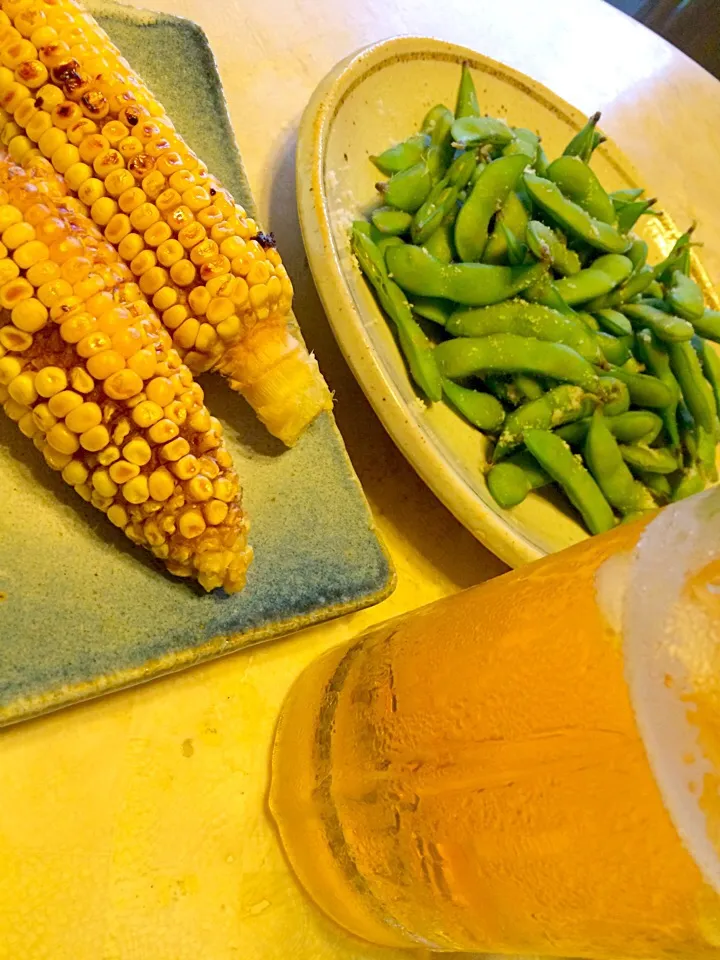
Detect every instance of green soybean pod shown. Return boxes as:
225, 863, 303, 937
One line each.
410, 296, 453, 327
636, 470, 672, 503
436, 334, 600, 390
523, 428, 616, 534
693, 309, 720, 343
513, 374, 545, 401
668, 340, 717, 434
562, 112, 603, 163
622, 302, 694, 343
599, 376, 631, 416
620, 444, 679, 474
494, 383, 596, 459
370, 133, 430, 175
597, 331, 632, 366
455, 62, 480, 119
487, 452, 550, 509
604, 366, 674, 408
584, 410, 655, 515
422, 104, 455, 181
422, 221, 455, 264
484, 191, 531, 265
382, 161, 433, 213
594, 308, 632, 337
451, 116, 514, 148
634, 329, 681, 450
546, 154, 616, 225
554, 255, 633, 305
697, 337, 720, 418
371, 207, 413, 236
454, 154, 529, 262
666, 269, 705, 321
525, 220, 581, 277
441, 378, 505, 432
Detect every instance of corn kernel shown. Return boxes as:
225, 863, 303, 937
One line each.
0, 259, 19, 287
70, 365, 94, 393
178, 222, 205, 249
75, 481, 92, 501
103, 368, 143, 400
8, 371, 36, 405
48, 389, 83, 418
38, 125, 67, 158
90, 195, 117, 226
25, 108, 52, 142
2, 220, 34, 250
96, 445, 121, 467
156, 237, 182, 267
51, 141, 80, 173
26, 258, 60, 287
62, 460, 88, 486
107, 503, 128, 528
67, 118, 99, 147
129, 201, 159, 231
112, 418, 131, 446
92, 468, 117, 499
59, 312, 95, 344
43, 443, 72, 471
144, 221, 171, 248
128, 348, 157, 380
37, 277, 72, 307
169, 258, 195, 287
8, 133, 33, 162
117, 186, 145, 214
160, 436, 189, 462
32, 402, 56, 432
17, 409, 37, 437
213, 476, 236, 502
216, 315, 240, 342
52, 101, 83, 130
108, 459, 139, 484
0, 355, 23, 384
86, 349, 124, 380
110, 325, 142, 359
129, 248, 155, 276
178, 509, 206, 539
163, 399, 187, 425
147, 417, 178, 444
47, 421, 79, 455
117, 232, 144, 262
187, 475, 213, 502
173, 317, 199, 350
3, 397, 29, 421
138, 265, 167, 295
122, 474, 149, 504
147, 466, 173, 501
77, 176, 104, 205
76, 330, 111, 358
79, 423, 109, 452
152, 286, 176, 312
34, 365, 66, 397
0, 324, 31, 351
129, 398, 161, 428
12, 239, 48, 271
65, 400, 101, 433
172, 454, 199, 480
123, 437, 151, 466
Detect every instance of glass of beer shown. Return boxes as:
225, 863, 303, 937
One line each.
270, 489, 720, 958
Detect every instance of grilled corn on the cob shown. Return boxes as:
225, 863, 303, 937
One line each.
0, 157, 252, 592
0, 0, 332, 446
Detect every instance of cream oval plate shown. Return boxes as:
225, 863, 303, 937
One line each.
297, 36, 718, 567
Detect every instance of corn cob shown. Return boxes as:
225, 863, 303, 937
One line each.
0, 156, 252, 591
0, 0, 332, 446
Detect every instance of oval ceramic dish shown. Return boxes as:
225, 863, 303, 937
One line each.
297, 36, 719, 567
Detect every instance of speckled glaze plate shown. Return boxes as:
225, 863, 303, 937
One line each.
0, 3, 394, 727
297, 36, 719, 568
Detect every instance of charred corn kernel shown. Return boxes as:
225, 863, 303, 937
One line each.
34, 365, 66, 397
123, 436, 151, 466
77, 175, 103, 205
0, 324, 31, 350
159, 436, 188, 462
65, 400, 101, 433
147, 417, 177, 444
62, 460, 88, 486
108, 459, 138, 484
48, 388, 82, 417
131, 398, 162, 428
0, 354, 22, 383
8, 370, 36, 404
91, 468, 117, 498
46, 420, 79, 454
121, 474, 148, 504
204, 499, 228, 526
103, 368, 142, 400
86, 348, 124, 380
106, 503, 127, 528
79, 423, 109, 452
35, 82, 63, 110
90, 195, 116, 225
172, 454, 199, 480
67, 118, 98, 147
69, 365, 93, 393
178, 509, 205, 539
52, 101, 83, 130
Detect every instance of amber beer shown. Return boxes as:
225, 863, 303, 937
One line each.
271, 491, 720, 957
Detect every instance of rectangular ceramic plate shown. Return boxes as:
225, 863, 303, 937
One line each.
297, 37, 719, 569
0, 2, 394, 727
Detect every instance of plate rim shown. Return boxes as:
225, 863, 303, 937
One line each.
296, 34, 718, 568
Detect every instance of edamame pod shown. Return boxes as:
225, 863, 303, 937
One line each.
523, 429, 615, 534
622, 302, 694, 342
555, 411, 661, 447
584, 411, 655, 515
513, 374, 545, 401
441, 378, 505, 432
585, 264, 657, 311
599, 376, 631, 416
410, 296, 453, 326
611, 188, 644, 206
446, 300, 601, 363
692, 309, 720, 343
452, 116, 514, 148
562, 112, 603, 163
494, 384, 596, 459
616, 198, 658, 234
436, 334, 600, 390
351, 225, 442, 401
385, 244, 545, 306
455, 63, 480, 119
546, 155, 616, 225
635, 329, 681, 450
484, 192, 531, 264
525, 220, 581, 277
370, 133, 429, 175
371, 207, 413, 235
668, 339, 717, 433
594, 308, 632, 337
422, 221, 455, 264
554, 254, 633, 305
637, 470, 672, 503
666, 269, 705, 321
487, 451, 550, 508
381, 161, 433, 212
597, 331, 632, 366
412, 180, 459, 244
697, 338, 720, 419
504, 127, 540, 161
627, 237, 649, 274
620, 444, 679, 474
605, 366, 674, 408
524, 173, 631, 254
455, 155, 529, 261
422, 104, 455, 181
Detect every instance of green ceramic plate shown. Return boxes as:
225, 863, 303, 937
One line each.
0, 2, 394, 727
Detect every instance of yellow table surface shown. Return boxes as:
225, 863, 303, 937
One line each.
2, 1, 720, 957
